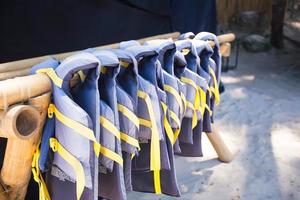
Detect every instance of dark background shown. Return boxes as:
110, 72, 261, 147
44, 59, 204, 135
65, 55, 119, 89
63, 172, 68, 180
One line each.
0, 0, 217, 63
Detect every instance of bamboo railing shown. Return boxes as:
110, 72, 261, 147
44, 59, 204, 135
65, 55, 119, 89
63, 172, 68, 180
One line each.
0, 32, 235, 200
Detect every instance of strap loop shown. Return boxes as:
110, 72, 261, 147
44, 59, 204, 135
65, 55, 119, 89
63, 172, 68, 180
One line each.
36, 68, 63, 88
50, 138, 85, 200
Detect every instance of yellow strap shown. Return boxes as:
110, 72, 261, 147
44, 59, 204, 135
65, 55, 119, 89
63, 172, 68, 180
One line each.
169, 110, 181, 129
48, 104, 101, 156
120, 132, 140, 150
181, 48, 190, 56
174, 129, 181, 143
120, 61, 130, 68
78, 70, 86, 82
36, 68, 63, 88
198, 87, 207, 117
117, 104, 139, 128
32, 142, 51, 200
205, 104, 213, 116
139, 118, 152, 128
101, 66, 107, 74
161, 102, 175, 145
186, 101, 197, 129
137, 90, 160, 170
154, 170, 162, 194
180, 77, 199, 129
99, 116, 121, 140
163, 84, 183, 114
180, 92, 187, 114
180, 76, 197, 91
50, 138, 85, 200
209, 67, 220, 105
100, 146, 123, 166
137, 90, 161, 194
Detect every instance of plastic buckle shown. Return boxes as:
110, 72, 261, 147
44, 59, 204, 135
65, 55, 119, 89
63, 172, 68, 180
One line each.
48, 104, 54, 118
49, 138, 58, 152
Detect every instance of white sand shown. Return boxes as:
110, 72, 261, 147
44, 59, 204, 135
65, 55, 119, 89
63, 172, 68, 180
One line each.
128, 44, 300, 200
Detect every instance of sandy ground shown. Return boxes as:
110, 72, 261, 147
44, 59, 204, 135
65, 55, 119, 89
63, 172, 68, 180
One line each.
128, 43, 300, 200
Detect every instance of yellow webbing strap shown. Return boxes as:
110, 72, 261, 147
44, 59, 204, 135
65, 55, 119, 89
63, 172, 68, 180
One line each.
99, 116, 124, 165
36, 68, 63, 88
120, 132, 140, 150
161, 102, 175, 145
50, 138, 85, 200
163, 84, 183, 114
32, 142, 51, 200
186, 101, 197, 129
180, 92, 187, 114
78, 70, 86, 82
48, 104, 101, 156
182, 48, 190, 55
205, 104, 213, 116
180, 77, 199, 129
48, 106, 122, 166
209, 67, 220, 105
100, 146, 123, 166
117, 104, 139, 128
174, 129, 181, 143
101, 66, 107, 74
198, 86, 207, 117
139, 118, 152, 128
120, 61, 130, 68
137, 90, 161, 194
169, 110, 181, 129
99, 116, 121, 140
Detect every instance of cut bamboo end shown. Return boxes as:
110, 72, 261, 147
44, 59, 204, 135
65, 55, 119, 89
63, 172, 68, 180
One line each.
0, 105, 40, 140
205, 126, 234, 163
220, 42, 231, 57
0, 93, 50, 200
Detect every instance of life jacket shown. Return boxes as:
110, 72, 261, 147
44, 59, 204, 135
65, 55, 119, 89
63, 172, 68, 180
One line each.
175, 40, 203, 145
172, 51, 187, 154
123, 43, 172, 195
178, 37, 213, 156
144, 39, 185, 145
109, 48, 140, 192
92, 50, 127, 200
194, 32, 222, 123
32, 53, 101, 200
143, 40, 182, 196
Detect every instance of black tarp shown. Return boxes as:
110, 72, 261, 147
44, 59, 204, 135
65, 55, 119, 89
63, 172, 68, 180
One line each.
0, 0, 217, 63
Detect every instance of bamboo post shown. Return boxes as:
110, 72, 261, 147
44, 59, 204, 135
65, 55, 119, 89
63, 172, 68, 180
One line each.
205, 126, 233, 163
0, 93, 51, 200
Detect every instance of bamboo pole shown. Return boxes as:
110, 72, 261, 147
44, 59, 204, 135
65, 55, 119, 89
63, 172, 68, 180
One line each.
206, 126, 233, 163
0, 93, 50, 200
0, 33, 236, 109
0, 74, 51, 109
0, 32, 234, 76
0, 32, 180, 74
0, 69, 31, 81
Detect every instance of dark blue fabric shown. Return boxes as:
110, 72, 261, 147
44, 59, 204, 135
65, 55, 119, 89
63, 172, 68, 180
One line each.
0, 0, 216, 63
170, 0, 217, 34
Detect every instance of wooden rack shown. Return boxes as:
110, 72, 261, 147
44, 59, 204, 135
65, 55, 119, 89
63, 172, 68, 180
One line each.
0, 32, 235, 200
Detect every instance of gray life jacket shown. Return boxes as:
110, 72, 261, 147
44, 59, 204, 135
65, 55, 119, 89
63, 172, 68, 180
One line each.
109, 48, 140, 192
123, 41, 180, 196
35, 52, 101, 200
194, 32, 222, 123
123, 43, 170, 195
177, 38, 213, 156
175, 40, 203, 145
144, 39, 186, 145
92, 50, 126, 200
